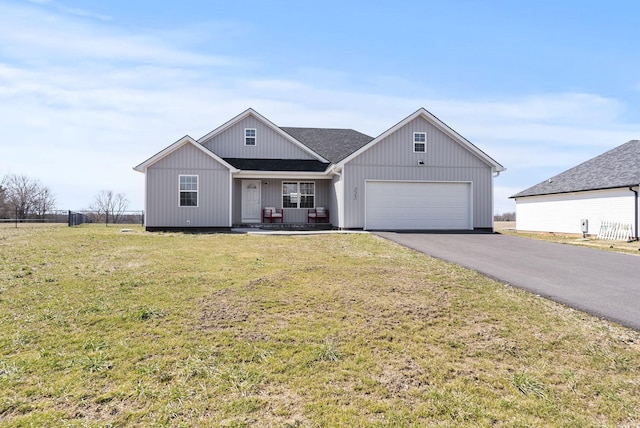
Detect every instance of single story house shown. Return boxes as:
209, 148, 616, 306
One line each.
134, 108, 505, 231
511, 140, 640, 240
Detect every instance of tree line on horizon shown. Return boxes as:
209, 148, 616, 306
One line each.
1, 173, 130, 224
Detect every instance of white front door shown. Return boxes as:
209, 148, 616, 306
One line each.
241, 180, 262, 223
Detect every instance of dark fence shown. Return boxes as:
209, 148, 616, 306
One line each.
0, 210, 144, 227
68, 211, 92, 226
0, 210, 70, 225
70, 210, 144, 226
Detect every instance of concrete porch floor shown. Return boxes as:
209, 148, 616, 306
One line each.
232, 222, 334, 231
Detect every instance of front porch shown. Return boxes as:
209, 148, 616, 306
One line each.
234, 177, 334, 225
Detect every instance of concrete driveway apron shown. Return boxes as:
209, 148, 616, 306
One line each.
374, 232, 640, 331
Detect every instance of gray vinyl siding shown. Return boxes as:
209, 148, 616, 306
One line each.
231, 178, 332, 224
146, 143, 231, 227
343, 116, 494, 229
200, 116, 316, 160
349, 117, 488, 168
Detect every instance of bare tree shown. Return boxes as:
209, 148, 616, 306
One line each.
494, 212, 516, 221
1, 173, 56, 219
35, 186, 56, 218
90, 190, 129, 225
0, 182, 6, 218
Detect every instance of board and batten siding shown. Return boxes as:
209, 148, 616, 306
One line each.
342, 116, 494, 229
231, 178, 333, 224
200, 116, 316, 160
145, 143, 231, 227
515, 188, 637, 235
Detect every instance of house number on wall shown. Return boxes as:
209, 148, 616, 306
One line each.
353, 186, 358, 200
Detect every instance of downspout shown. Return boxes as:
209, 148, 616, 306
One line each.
630, 185, 639, 241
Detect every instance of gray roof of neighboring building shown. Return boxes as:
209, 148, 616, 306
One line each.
280, 127, 374, 163
511, 140, 640, 198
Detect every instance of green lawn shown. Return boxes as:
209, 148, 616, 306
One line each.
1, 225, 639, 427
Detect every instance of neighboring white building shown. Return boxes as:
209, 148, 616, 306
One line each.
511, 140, 640, 240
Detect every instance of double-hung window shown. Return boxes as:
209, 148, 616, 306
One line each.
179, 175, 198, 207
413, 132, 426, 153
283, 181, 315, 208
245, 128, 256, 146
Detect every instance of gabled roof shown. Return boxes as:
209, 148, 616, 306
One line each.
512, 140, 640, 198
133, 135, 238, 173
197, 108, 330, 163
223, 158, 329, 172
336, 107, 506, 172
135, 108, 504, 176
280, 127, 374, 163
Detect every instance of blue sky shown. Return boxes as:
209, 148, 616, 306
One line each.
1, 0, 639, 213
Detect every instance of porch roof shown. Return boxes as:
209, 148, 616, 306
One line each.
223, 158, 329, 172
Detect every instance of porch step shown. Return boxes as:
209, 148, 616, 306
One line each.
233, 222, 334, 231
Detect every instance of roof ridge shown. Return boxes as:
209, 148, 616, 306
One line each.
281, 126, 372, 134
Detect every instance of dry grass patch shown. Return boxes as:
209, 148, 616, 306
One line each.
496, 221, 640, 255
1, 225, 639, 426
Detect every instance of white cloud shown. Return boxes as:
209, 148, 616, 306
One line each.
0, 2, 233, 67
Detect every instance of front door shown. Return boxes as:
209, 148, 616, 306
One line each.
241, 180, 261, 223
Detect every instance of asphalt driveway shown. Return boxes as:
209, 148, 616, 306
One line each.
375, 232, 640, 331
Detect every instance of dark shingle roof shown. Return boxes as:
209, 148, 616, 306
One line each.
280, 127, 374, 163
511, 140, 640, 198
223, 158, 329, 172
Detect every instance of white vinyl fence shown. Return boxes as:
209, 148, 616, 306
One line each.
597, 221, 635, 241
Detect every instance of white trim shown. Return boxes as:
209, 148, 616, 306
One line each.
197, 108, 329, 163
337, 108, 505, 172
133, 135, 238, 173
244, 128, 256, 146
228, 170, 234, 227
331, 167, 344, 228
178, 174, 199, 208
338, 167, 345, 228
143, 172, 148, 227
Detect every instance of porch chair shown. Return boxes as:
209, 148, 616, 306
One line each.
262, 207, 283, 223
307, 207, 329, 223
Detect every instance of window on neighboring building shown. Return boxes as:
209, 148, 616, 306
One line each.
179, 175, 198, 207
245, 128, 256, 146
414, 132, 426, 152
283, 181, 315, 208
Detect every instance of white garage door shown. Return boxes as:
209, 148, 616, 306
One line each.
365, 181, 472, 230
